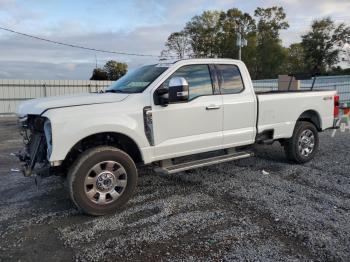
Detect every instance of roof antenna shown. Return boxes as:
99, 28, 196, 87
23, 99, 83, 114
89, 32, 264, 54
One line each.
95, 54, 98, 68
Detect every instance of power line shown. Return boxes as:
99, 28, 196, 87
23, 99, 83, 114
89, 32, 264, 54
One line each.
0, 26, 163, 58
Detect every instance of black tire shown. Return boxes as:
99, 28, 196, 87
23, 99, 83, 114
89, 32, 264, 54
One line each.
68, 146, 138, 216
284, 121, 319, 164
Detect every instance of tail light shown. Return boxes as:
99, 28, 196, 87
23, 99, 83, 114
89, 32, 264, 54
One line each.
334, 95, 339, 118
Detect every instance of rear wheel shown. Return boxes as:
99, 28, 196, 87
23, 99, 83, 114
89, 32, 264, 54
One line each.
284, 121, 319, 164
68, 146, 138, 216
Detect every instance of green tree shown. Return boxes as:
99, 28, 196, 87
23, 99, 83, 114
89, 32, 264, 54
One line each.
90, 68, 108, 80
283, 43, 306, 74
255, 7, 289, 39
328, 66, 350, 75
301, 17, 350, 73
345, 45, 350, 63
242, 32, 258, 79
184, 10, 223, 57
254, 6, 289, 79
182, 9, 256, 60
103, 60, 128, 80
219, 8, 256, 59
162, 6, 296, 79
164, 8, 257, 74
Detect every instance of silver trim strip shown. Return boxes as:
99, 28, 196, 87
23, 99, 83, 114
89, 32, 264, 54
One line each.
155, 152, 253, 174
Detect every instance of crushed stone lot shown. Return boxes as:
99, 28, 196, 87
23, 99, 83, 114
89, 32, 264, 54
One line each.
0, 117, 349, 261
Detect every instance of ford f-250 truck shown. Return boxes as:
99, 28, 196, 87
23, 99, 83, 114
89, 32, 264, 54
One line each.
15, 59, 339, 215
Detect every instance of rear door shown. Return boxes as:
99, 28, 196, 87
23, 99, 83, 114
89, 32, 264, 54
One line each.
215, 64, 256, 147
151, 64, 223, 160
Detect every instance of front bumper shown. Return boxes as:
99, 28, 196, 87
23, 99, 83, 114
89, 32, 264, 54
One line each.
13, 134, 50, 177
14, 116, 51, 177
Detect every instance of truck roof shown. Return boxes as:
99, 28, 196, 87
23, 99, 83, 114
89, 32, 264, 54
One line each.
156, 58, 243, 68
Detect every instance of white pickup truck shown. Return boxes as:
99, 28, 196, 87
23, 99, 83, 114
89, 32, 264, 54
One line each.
16, 59, 339, 215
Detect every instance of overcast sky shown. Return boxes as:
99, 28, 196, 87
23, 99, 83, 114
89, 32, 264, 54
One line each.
0, 0, 349, 79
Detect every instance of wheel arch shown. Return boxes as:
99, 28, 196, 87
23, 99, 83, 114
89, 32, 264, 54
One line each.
297, 110, 322, 131
63, 132, 143, 169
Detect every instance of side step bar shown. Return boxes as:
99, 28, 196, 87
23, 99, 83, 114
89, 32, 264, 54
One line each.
154, 151, 253, 175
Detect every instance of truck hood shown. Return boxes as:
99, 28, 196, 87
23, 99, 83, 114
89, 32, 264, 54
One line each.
17, 92, 129, 116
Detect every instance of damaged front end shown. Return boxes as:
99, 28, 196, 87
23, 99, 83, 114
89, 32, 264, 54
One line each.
14, 115, 54, 177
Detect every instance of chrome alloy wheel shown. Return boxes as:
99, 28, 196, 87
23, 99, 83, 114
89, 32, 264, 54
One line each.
298, 129, 315, 157
84, 161, 127, 205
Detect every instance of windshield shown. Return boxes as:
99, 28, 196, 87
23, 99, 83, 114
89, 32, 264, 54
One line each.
106, 64, 168, 93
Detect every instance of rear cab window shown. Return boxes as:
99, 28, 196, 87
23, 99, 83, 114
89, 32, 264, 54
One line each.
215, 64, 244, 94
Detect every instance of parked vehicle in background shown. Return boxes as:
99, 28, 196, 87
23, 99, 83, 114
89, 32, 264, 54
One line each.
14, 59, 339, 215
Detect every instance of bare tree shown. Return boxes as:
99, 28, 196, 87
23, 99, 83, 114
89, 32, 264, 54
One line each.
161, 31, 192, 59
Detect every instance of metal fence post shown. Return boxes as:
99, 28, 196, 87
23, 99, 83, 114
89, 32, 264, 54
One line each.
43, 83, 47, 97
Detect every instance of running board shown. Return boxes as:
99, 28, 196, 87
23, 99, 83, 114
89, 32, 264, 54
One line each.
154, 151, 253, 175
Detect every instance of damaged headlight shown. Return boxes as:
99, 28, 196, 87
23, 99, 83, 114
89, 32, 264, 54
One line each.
44, 119, 52, 159
34, 117, 46, 131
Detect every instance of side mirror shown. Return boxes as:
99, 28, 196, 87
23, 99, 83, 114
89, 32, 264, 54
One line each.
154, 87, 169, 106
168, 77, 189, 102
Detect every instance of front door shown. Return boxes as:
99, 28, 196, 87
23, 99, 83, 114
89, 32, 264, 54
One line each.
151, 64, 223, 160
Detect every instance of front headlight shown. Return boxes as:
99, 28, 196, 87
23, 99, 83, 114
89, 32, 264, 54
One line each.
34, 117, 46, 131
44, 119, 52, 159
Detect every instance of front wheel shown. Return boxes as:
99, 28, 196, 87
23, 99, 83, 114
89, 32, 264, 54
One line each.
284, 121, 319, 164
68, 146, 138, 216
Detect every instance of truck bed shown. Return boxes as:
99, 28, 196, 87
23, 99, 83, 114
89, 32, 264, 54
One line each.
256, 90, 336, 140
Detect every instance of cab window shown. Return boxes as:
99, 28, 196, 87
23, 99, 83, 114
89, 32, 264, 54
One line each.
162, 64, 213, 100
216, 64, 244, 94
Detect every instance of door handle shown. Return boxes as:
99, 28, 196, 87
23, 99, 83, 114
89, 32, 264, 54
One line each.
206, 105, 221, 110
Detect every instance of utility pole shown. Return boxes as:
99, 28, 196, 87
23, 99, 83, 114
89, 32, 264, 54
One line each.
236, 24, 247, 60
237, 27, 242, 60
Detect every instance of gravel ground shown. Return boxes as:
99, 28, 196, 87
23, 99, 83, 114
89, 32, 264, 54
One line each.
0, 117, 349, 261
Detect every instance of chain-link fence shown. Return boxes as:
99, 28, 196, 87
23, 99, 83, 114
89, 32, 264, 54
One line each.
253, 75, 350, 107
